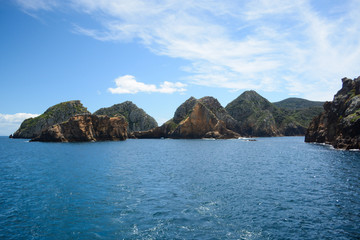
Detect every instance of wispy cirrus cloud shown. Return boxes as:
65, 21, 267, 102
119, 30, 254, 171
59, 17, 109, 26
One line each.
14, 0, 57, 11
108, 75, 187, 94
16, 0, 360, 100
0, 113, 40, 136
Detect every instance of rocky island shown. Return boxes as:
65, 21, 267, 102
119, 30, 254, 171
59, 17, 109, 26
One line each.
10, 92, 325, 142
131, 93, 324, 139
305, 76, 360, 149
10, 100, 90, 139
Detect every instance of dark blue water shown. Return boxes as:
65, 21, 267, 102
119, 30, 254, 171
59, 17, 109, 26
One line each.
0, 136, 359, 239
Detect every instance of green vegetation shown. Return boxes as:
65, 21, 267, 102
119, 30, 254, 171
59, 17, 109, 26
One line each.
349, 110, 360, 123
287, 107, 324, 126
273, 97, 324, 110
165, 119, 179, 132
349, 88, 356, 98
37, 101, 89, 123
20, 117, 38, 129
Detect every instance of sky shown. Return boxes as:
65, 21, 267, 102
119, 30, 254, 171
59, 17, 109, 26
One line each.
1, 0, 360, 136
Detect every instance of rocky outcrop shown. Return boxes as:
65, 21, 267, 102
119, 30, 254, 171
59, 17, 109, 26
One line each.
32, 115, 127, 142
132, 96, 240, 139
173, 97, 197, 124
94, 101, 157, 132
12, 100, 90, 139
225, 91, 281, 136
225, 91, 321, 137
171, 101, 239, 139
198, 96, 240, 133
305, 76, 360, 149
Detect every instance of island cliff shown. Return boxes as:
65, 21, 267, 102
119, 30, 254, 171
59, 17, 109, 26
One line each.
32, 115, 128, 142
94, 101, 157, 132
131, 96, 240, 139
305, 76, 360, 149
11, 100, 90, 139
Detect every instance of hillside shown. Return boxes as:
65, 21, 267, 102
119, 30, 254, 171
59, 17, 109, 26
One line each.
225, 91, 323, 136
273, 98, 324, 110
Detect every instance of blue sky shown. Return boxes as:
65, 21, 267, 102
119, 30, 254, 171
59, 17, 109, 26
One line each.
1, 0, 360, 136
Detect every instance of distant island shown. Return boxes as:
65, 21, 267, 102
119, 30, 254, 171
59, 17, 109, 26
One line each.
10, 88, 326, 142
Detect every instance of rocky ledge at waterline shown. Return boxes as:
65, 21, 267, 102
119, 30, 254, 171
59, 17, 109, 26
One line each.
305, 76, 360, 150
31, 114, 128, 142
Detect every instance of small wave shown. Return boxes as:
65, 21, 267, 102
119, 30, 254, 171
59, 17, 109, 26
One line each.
132, 225, 139, 235
349, 149, 360, 152
310, 142, 360, 151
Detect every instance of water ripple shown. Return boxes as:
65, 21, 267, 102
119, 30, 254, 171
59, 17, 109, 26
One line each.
0, 137, 360, 239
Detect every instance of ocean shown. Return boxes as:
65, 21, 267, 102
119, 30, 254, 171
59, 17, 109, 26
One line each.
0, 136, 359, 239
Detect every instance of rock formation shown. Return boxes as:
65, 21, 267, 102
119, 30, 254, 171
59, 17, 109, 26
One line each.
225, 91, 323, 137
131, 96, 240, 139
173, 97, 197, 124
94, 101, 157, 132
32, 115, 128, 142
225, 91, 281, 136
305, 76, 360, 149
11, 93, 325, 142
11, 100, 90, 139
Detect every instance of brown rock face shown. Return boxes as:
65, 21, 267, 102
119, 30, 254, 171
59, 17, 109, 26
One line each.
305, 76, 360, 149
171, 102, 239, 139
132, 98, 240, 139
32, 115, 128, 142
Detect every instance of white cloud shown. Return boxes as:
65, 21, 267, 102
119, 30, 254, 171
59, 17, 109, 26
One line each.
16, 0, 360, 100
108, 75, 187, 94
0, 113, 39, 123
0, 113, 40, 136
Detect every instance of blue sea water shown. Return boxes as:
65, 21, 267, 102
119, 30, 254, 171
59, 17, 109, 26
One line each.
0, 136, 359, 240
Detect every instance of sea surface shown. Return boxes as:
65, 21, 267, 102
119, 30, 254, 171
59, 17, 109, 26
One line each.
0, 136, 359, 240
